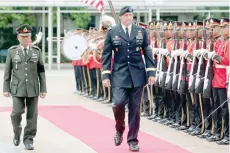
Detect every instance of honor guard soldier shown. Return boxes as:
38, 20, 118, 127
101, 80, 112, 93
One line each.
203, 17, 229, 144
3, 24, 47, 150
101, 6, 156, 152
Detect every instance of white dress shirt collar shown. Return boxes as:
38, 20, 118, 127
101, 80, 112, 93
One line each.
20, 45, 29, 51
121, 23, 132, 36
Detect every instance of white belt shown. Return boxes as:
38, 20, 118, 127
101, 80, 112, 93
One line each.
215, 64, 228, 69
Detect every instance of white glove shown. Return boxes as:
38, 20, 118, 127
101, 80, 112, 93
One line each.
89, 42, 97, 50
207, 52, 216, 60
36, 32, 42, 43
173, 49, 183, 57
181, 50, 189, 57
196, 49, 208, 58
159, 48, 168, 55
152, 48, 159, 55
227, 66, 230, 75
193, 50, 199, 57
200, 49, 208, 56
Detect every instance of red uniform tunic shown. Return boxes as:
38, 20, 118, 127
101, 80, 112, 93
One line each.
89, 57, 102, 69
212, 39, 229, 88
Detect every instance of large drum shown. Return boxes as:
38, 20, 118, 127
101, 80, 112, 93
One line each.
62, 30, 88, 60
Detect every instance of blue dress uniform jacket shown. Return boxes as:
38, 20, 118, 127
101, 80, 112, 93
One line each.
102, 24, 156, 88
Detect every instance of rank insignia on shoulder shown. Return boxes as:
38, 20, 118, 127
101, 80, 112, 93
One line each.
31, 45, 41, 51
8, 45, 18, 51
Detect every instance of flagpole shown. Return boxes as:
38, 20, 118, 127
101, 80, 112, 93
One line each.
99, 10, 105, 30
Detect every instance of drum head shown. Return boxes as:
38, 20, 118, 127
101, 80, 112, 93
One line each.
62, 33, 88, 60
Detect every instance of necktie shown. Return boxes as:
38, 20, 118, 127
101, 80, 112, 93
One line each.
24, 48, 28, 58
125, 27, 129, 40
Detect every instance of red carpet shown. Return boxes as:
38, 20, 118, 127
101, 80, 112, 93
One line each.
38, 106, 190, 153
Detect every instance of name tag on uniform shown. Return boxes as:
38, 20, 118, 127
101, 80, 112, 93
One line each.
32, 53, 38, 58
112, 36, 121, 46
136, 30, 143, 45
14, 55, 20, 60
136, 30, 143, 39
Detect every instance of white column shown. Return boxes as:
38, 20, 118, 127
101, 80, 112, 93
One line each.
148, 9, 152, 22
144, 12, 148, 24
137, 12, 140, 23
48, 7, 53, 70
42, 7, 46, 64
57, 7, 61, 70
156, 8, 160, 20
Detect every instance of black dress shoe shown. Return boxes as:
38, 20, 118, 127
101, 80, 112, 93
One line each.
189, 130, 202, 136
13, 136, 20, 146
25, 143, 34, 150
206, 135, 222, 142
216, 138, 229, 145
158, 118, 167, 124
97, 97, 104, 102
147, 115, 157, 120
169, 123, 180, 128
176, 125, 189, 130
163, 120, 173, 126
114, 132, 123, 146
184, 127, 194, 133
129, 144, 139, 152
197, 132, 212, 139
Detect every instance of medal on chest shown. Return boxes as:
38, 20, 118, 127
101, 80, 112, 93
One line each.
14, 50, 20, 69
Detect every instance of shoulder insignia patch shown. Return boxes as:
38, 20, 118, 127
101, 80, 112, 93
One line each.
8, 45, 18, 51
31, 45, 41, 51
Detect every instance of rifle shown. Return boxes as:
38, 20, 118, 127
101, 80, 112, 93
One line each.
108, 0, 120, 25
203, 28, 214, 98
165, 23, 177, 90
158, 22, 168, 88
188, 21, 199, 93
195, 20, 207, 94
155, 22, 162, 86
172, 22, 181, 91
178, 22, 188, 93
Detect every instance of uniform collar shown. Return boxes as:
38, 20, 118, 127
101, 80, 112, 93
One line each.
20, 45, 30, 51
121, 23, 132, 34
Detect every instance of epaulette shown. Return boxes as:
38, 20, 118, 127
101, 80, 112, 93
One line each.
8, 45, 18, 51
31, 45, 41, 51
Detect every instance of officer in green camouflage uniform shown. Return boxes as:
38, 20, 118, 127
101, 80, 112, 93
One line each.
3, 24, 47, 150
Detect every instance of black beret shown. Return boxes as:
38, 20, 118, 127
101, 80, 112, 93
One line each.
119, 6, 134, 16
16, 24, 32, 36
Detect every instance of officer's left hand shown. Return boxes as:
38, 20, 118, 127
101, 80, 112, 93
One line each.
40, 93, 46, 98
148, 77, 155, 85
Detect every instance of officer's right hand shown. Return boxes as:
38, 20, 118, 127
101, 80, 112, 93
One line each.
3, 92, 11, 97
102, 79, 111, 87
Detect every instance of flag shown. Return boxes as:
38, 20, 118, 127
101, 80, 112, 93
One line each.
80, 0, 104, 13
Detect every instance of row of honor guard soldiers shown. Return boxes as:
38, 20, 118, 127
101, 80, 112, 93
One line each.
72, 17, 229, 145
142, 17, 229, 145
72, 26, 112, 104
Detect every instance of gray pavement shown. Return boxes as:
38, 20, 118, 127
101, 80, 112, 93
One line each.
0, 65, 229, 153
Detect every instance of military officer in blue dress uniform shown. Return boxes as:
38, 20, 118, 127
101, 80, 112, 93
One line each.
101, 6, 156, 152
